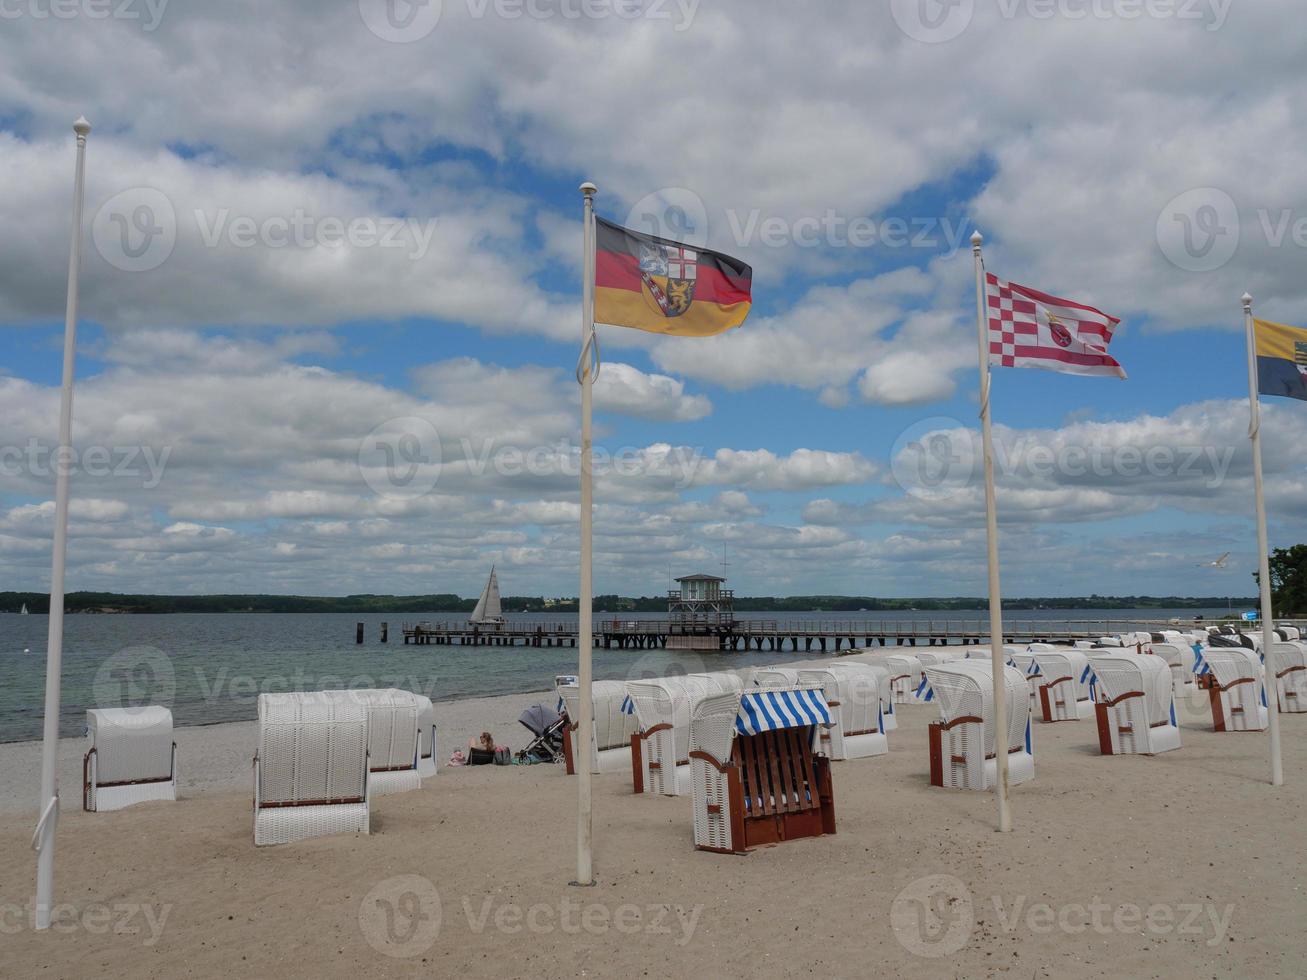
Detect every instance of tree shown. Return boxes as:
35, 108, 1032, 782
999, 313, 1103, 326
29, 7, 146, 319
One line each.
1260, 545, 1307, 615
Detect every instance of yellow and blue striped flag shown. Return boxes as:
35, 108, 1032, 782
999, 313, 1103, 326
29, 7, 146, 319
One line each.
1254, 318, 1307, 402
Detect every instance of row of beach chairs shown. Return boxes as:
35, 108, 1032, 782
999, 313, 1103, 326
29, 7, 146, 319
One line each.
82, 689, 438, 846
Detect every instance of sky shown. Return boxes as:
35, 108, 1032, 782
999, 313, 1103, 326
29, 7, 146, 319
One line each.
1, 0, 1305, 600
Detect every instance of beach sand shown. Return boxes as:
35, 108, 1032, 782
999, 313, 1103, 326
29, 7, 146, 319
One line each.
1, 665, 1304, 978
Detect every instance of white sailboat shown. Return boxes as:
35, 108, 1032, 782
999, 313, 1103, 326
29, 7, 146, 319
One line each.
20, 603, 28, 615
469, 565, 505, 627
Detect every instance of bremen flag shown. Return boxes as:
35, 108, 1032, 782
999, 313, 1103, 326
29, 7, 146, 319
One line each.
986, 273, 1126, 379
594, 217, 752, 337
1254, 318, 1307, 402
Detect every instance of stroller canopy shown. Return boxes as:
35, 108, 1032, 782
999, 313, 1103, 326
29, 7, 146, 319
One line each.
519, 703, 562, 737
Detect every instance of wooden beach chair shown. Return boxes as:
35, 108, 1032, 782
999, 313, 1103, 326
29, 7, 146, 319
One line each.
1086, 652, 1180, 755
688, 687, 836, 854
1269, 642, 1307, 713
556, 677, 639, 775
1196, 648, 1269, 732
254, 692, 370, 846
83, 706, 178, 812
1027, 649, 1094, 722
921, 661, 1035, 791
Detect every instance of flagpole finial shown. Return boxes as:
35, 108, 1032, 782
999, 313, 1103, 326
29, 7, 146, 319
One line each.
970, 230, 983, 251
73, 116, 91, 138
580, 181, 597, 198
1241, 292, 1253, 312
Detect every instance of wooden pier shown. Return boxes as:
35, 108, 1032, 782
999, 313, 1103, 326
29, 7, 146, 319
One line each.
397, 617, 1226, 652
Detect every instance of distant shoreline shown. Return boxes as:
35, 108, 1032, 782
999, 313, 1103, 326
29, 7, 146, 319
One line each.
0, 591, 1259, 615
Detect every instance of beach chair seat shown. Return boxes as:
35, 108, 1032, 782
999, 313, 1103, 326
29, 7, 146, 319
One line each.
83, 706, 177, 812
556, 677, 638, 775
254, 692, 370, 846
1270, 642, 1307, 713
689, 687, 835, 854
1028, 649, 1094, 722
921, 661, 1034, 791
1196, 648, 1268, 732
1086, 652, 1180, 755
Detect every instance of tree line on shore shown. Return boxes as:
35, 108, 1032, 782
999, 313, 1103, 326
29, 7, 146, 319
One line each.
0, 591, 1264, 615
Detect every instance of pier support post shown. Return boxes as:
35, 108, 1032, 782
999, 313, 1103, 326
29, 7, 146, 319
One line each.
356, 622, 364, 645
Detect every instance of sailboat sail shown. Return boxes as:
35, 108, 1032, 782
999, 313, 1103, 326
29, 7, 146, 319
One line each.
469, 566, 503, 624
20, 603, 28, 615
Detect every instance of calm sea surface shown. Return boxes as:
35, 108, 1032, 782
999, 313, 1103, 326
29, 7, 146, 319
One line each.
0, 608, 1236, 742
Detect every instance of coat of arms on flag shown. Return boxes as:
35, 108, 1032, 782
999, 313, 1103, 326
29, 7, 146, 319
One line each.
593, 217, 751, 337
638, 242, 697, 317
986, 273, 1126, 379
1253, 319, 1307, 401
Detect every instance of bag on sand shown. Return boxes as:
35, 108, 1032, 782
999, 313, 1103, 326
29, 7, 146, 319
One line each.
493, 747, 511, 765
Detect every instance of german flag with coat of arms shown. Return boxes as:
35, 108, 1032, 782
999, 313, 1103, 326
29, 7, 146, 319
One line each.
593, 217, 752, 337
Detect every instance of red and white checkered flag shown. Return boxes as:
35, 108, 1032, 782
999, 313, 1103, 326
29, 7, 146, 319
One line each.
986, 273, 1126, 379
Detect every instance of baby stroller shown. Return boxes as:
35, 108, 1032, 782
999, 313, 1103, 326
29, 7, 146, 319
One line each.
517, 704, 567, 764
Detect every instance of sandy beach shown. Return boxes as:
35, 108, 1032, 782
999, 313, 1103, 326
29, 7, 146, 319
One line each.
2, 654, 1305, 979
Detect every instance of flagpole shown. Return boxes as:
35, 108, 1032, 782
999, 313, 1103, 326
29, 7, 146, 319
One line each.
574, 180, 598, 885
971, 230, 1012, 832
1242, 292, 1284, 786
34, 115, 91, 930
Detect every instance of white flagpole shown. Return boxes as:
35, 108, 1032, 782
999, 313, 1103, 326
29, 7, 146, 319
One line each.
971, 230, 1012, 832
1241, 292, 1284, 786
34, 115, 91, 930
574, 180, 598, 885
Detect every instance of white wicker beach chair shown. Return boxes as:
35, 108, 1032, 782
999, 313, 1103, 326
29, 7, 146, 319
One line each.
881, 653, 925, 704
1197, 648, 1269, 732
323, 689, 422, 796
414, 694, 438, 778
556, 677, 639, 775
1275, 626, 1301, 642
83, 706, 177, 813
914, 649, 969, 669
795, 664, 888, 761
626, 673, 740, 796
254, 692, 370, 846
921, 661, 1034, 791
1269, 642, 1307, 713
1150, 643, 1198, 702
1085, 652, 1180, 754
1026, 649, 1094, 722
689, 686, 835, 854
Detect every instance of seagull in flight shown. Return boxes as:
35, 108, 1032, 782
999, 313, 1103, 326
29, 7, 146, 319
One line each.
1197, 552, 1230, 568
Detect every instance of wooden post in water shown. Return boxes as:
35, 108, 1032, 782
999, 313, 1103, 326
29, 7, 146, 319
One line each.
380, 622, 389, 644
356, 622, 364, 645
